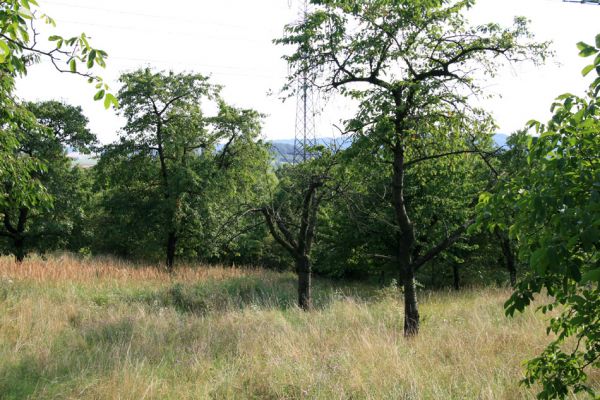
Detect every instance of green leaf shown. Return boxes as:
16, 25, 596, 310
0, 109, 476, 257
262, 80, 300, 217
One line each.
87, 49, 96, 68
103, 93, 118, 109
582, 64, 595, 77
577, 42, 597, 58
69, 59, 76, 73
0, 40, 10, 62
530, 248, 548, 275
581, 227, 599, 252
581, 268, 600, 283
93, 89, 105, 101
596, 33, 600, 49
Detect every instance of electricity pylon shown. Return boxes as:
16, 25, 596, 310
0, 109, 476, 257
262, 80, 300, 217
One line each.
290, 0, 319, 164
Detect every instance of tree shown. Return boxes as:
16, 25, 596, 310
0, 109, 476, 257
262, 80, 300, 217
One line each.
276, 0, 549, 335
487, 131, 531, 287
0, 101, 96, 261
479, 36, 600, 399
316, 132, 496, 288
96, 68, 270, 270
0, 0, 113, 261
257, 148, 341, 310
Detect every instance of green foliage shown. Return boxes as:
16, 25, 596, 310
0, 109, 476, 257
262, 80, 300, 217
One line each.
93, 69, 272, 265
479, 35, 600, 399
0, 0, 114, 107
276, 0, 547, 287
0, 0, 113, 260
0, 101, 97, 259
317, 131, 499, 284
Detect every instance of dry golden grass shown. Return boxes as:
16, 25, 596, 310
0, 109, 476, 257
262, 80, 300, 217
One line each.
0, 256, 597, 399
0, 254, 256, 284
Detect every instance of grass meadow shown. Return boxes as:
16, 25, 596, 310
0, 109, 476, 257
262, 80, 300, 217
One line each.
0, 255, 598, 399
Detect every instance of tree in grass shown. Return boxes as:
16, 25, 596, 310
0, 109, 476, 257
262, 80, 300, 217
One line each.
315, 132, 496, 288
0, 101, 96, 261
479, 36, 600, 399
257, 148, 342, 310
276, 0, 549, 335
96, 68, 270, 270
0, 0, 113, 261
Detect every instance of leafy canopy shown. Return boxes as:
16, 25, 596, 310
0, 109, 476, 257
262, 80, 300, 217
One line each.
478, 34, 600, 399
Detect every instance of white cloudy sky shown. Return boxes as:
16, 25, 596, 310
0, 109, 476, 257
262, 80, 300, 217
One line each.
15, 0, 600, 144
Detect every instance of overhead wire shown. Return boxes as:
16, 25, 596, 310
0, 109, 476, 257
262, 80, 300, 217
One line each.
43, 0, 270, 31
108, 56, 285, 80
41, 3, 287, 81
53, 18, 267, 45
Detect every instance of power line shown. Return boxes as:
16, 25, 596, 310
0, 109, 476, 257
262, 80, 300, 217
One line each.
53, 18, 266, 46
108, 56, 285, 80
44, 1, 268, 31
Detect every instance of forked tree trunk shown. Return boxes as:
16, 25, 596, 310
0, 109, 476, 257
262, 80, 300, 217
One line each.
166, 231, 177, 272
296, 255, 312, 311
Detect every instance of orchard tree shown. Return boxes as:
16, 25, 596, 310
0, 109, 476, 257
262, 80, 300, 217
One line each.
257, 148, 342, 310
317, 130, 495, 286
0, 0, 113, 261
479, 37, 600, 399
276, 0, 549, 335
0, 101, 96, 261
97, 68, 270, 270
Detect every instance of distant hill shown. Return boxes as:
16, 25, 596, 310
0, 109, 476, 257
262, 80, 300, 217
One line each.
68, 134, 511, 167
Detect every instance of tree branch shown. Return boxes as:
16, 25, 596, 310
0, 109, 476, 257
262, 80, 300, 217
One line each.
412, 218, 475, 272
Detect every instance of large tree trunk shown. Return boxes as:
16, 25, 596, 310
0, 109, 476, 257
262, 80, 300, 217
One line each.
14, 237, 25, 263
402, 262, 420, 336
392, 145, 419, 336
296, 255, 312, 311
166, 231, 177, 272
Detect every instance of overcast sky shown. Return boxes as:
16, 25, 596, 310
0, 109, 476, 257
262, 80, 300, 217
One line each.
15, 0, 600, 144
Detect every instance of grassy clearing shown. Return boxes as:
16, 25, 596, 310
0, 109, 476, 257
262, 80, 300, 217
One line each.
0, 255, 597, 399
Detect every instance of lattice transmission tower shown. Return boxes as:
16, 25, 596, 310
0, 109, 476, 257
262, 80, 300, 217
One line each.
290, 0, 319, 164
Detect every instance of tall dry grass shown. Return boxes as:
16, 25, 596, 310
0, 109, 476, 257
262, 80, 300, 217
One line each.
0, 254, 256, 284
0, 256, 597, 399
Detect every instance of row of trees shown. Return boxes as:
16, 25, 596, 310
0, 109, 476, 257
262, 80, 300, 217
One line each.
0, 0, 552, 340
1, 67, 516, 310
0, 0, 597, 398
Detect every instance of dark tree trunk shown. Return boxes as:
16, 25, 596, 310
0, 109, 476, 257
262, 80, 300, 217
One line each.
296, 256, 312, 311
166, 231, 177, 272
508, 262, 516, 288
14, 237, 25, 263
498, 232, 517, 287
3, 207, 29, 263
402, 263, 419, 336
392, 143, 419, 336
452, 264, 460, 291
504, 244, 517, 287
